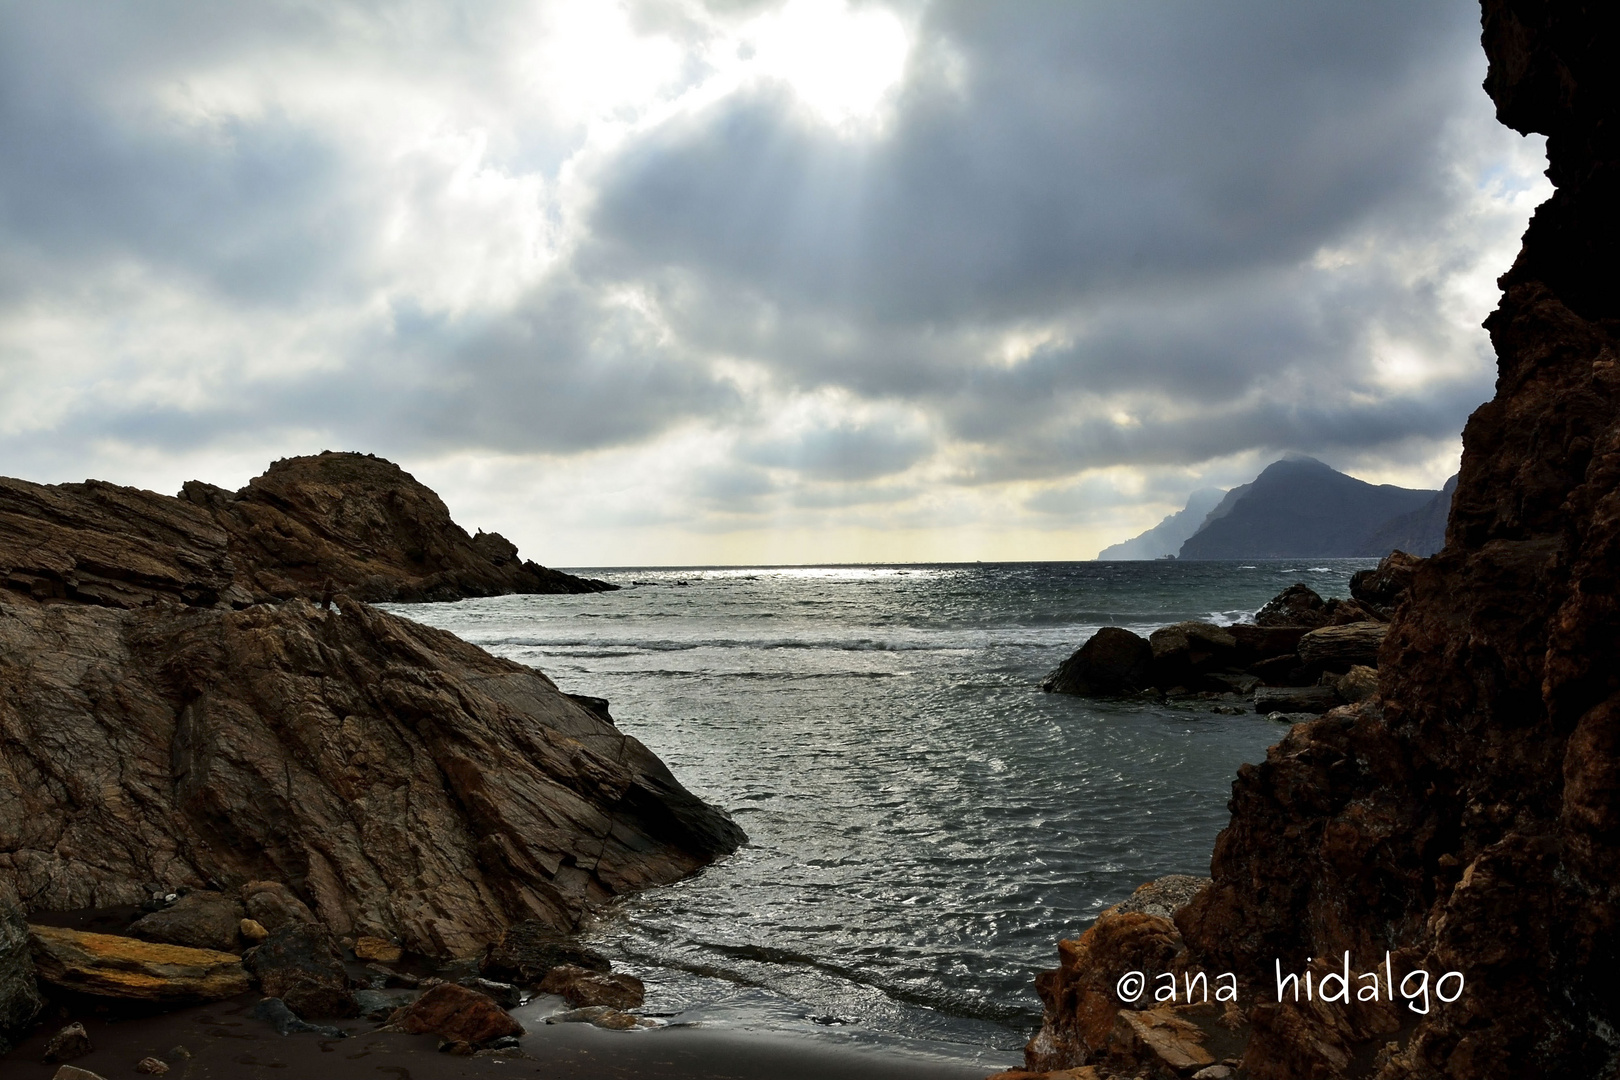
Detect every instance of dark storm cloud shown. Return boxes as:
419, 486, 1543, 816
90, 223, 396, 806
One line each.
585, 2, 1481, 323
0, 0, 1529, 514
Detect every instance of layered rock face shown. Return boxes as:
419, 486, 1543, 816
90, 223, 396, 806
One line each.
0, 455, 741, 962
1024, 5, 1619, 1077
1179, 4, 1620, 1077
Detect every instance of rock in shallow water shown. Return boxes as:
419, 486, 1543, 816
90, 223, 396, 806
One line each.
1041, 627, 1153, 696
538, 964, 645, 1010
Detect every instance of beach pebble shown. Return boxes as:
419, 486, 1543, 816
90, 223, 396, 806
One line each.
134, 1057, 170, 1075
42, 1022, 92, 1063
239, 919, 268, 944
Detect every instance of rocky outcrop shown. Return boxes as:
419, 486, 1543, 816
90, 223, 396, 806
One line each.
0, 453, 742, 988
1, 452, 612, 611
27, 926, 250, 1002
0, 592, 743, 958
1040, 628, 1153, 695
1143, 4, 1620, 1077
179, 452, 615, 601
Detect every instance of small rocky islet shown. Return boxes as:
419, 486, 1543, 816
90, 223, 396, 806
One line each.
0, 451, 745, 1070
1041, 551, 1419, 723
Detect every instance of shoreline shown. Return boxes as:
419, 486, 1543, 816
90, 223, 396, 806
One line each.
3, 992, 1010, 1079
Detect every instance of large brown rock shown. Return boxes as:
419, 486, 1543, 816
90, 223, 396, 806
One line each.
1041, 628, 1153, 696
0, 455, 744, 960
0, 594, 743, 957
1173, 11, 1620, 1070
393, 982, 524, 1046
1296, 622, 1387, 672
28, 925, 250, 1002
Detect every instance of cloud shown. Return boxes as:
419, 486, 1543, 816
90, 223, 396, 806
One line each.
0, 0, 1549, 562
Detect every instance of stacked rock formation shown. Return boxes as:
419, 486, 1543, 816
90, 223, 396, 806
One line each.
0, 452, 742, 1053
1016, 3, 1620, 1077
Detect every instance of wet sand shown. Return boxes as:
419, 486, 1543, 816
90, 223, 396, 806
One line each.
2, 993, 1009, 1079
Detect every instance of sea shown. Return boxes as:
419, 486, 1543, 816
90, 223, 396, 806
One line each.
388, 559, 1376, 1069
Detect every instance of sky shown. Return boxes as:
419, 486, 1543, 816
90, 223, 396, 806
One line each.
0, 0, 1549, 565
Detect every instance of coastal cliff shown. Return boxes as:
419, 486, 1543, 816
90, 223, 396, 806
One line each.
1019, 3, 1620, 1077
0, 455, 741, 970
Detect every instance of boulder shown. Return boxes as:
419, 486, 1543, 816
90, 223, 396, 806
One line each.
128, 891, 245, 953
42, 1022, 92, 1063
0, 455, 742, 959
1297, 621, 1387, 671
538, 965, 645, 1010
239, 883, 316, 935
1041, 627, 1153, 695
242, 923, 357, 1019
393, 983, 524, 1046
1, 884, 43, 1056
1254, 584, 1330, 628
1252, 686, 1342, 715
239, 920, 268, 945
28, 925, 250, 1002
51, 1068, 108, 1080
1147, 622, 1239, 689
134, 1058, 169, 1076
480, 921, 609, 986
1224, 624, 1308, 666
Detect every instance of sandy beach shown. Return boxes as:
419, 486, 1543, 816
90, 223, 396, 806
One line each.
1, 992, 1007, 1080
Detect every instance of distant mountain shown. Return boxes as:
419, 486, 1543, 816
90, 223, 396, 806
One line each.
1096, 487, 1225, 560
1176, 457, 1440, 560
1353, 474, 1455, 557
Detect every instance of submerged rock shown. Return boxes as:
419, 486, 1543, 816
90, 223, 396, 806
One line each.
28, 926, 250, 1003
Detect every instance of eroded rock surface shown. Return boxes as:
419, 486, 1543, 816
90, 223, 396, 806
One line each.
0, 453, 743, 966
28, 926, 249, 1002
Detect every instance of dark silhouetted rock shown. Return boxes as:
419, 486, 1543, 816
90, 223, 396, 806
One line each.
480, 921, 609, 986
128, 891, 245, 953
394, 983, 524, 1046
243, 923, 357, 1020
28, 926, 250, 1002
1170, 7, 1620, 1076
1253, 583, 1331, 628
1041, 627, 1153, 695
538, 965, 645, 1010
1148, 622, 1238, 690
